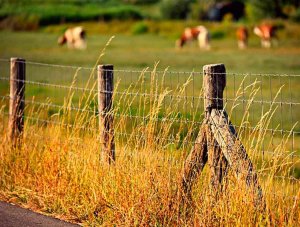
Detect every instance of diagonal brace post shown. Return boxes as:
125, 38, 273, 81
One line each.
179, 63, 264, 211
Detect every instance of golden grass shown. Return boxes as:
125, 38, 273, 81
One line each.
0, 53, 299, 226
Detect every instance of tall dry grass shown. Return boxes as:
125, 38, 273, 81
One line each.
0, 56, 299, 226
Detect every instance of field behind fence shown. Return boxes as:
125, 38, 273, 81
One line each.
0, 58, 299, 225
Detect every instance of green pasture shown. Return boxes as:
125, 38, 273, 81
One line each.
0, 28, 300, 150
1, 26, 300, 72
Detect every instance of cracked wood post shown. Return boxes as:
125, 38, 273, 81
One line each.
8, 58, 26, 146
203, 64, 229, 191
179, 63, 263, 214
98, 65, 115, 164
179, 123, 208, 207
204, 64, 264, 206
178, 64, 228, 210
208, 109, 263, 204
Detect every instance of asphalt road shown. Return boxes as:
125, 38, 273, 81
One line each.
0, 201, 78, 227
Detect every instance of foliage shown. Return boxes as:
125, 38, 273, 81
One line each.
249, 0, 283, 18
122, 0, 160, 4
131, 21, 149, 34
0, 14, 39, 30
160, 0, 193, 19
249, 0, 300, 19
0, 3, 144, 29
189, 1, 208, 20
292, 7, 300, 22
1, 0, 300, 26
210, 30, 226, 39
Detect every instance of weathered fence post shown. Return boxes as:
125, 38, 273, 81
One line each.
179, 63, 264, 216
8, 57, 25, 145
203, 64, 229, 191
179, 64, 228, 206
204, 64, 263, 204
203, 64, 226, 111
98, 64, 115, 164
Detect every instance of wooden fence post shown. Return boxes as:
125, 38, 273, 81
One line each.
8, 57, 25, 145
203, 64, 229, 191
203, 63, 226, 112
179, 63, 264, 214
204, 63, 263, 205
98, 64, 115, 164
179, 64, 228, 210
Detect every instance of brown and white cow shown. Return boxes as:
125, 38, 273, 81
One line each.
58, 26, 87, 50
176, 26, 210, 50
253, 24, 277, 48
236, 26, 248, 49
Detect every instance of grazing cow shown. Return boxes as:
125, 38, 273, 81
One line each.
253, 24, 277, 48
176, 26, 210, 50
236, 26, 248, 49
58, 26, 87, 50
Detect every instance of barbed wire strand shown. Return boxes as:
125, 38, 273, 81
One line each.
1, 77, 300, 106
1, 58, 300, 77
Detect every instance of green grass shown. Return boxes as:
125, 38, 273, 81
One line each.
0, 27, 299, 129
0, 2, 144, 28
0, 23, 300, 72
0, 25, 299, 135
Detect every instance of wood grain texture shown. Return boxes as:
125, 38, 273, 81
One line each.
179, 123, 208, 203
208, 109, 263, 202
98, 64, 115, 164
8, 58, 25, 145
203, 63, 226, 111
179, 63, 264, 211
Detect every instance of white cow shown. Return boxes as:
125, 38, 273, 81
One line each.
176, 26, 210, 50
58, 26, 87, 50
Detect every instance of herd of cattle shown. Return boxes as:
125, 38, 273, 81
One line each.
176, 23, 278, 50
58, 23, 278, 50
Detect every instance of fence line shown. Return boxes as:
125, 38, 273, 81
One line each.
0, 59, 299, 193
1, 58, 300, 77
1, 114, 298, 188
2, 113, 299, 161
1, 62, 299, 123
1, 77, 300, 106
1, 95, 299, 136
0, 65, 296, 135
1, 112, 299, 186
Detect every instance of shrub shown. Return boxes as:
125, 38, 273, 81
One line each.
189, 1, 208, 20
0, 3, 145, 28
160, 0, 192, 20
249, 0, 289, 19
122, 0, 159, 4
0, 14, 39, 31
292, 7, 300, 22
210, 30, 225, 40
131, 21, 149, 35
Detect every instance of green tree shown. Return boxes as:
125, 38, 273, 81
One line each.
250, 0, 300, 19
122, 0, 159, 4
160, 0, 193, 19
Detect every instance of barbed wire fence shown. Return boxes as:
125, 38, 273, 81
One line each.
0, 58, 299, 200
